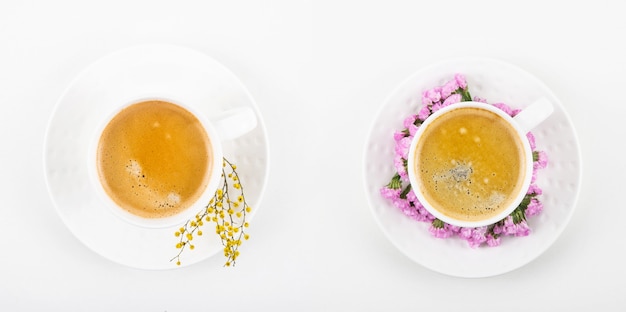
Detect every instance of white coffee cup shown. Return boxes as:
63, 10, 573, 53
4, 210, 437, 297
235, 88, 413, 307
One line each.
89, 97, 257, 229
407, 98, 553, 228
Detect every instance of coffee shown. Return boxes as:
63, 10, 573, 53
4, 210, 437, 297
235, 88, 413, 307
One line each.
96, 100, 212, 219
413, 106, 527, 222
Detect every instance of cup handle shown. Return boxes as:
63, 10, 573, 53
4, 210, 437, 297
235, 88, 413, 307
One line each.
513, 98, 554, 133
211, 106, 258, 140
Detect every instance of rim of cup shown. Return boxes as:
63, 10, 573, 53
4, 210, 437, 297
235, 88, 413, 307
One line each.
88, 97, 223, 229
407, 101, 534, 228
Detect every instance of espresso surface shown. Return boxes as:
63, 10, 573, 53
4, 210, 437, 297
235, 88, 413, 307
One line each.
97, 100, 212, 219
414, 107, 526, 222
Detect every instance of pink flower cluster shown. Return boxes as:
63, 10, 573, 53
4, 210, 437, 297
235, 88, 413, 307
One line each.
417, 74, 468, 122
380, 74, 548, 248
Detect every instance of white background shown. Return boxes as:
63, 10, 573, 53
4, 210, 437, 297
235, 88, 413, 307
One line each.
0, 0, 623, 311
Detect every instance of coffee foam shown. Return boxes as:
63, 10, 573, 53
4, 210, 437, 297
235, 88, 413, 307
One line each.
122, 158, 183, 211
429, 160, 506, 217
126, 159, 142, 177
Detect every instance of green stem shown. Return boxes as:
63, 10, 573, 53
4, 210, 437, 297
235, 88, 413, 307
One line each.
387, 173, 402, 190
432, 219, 445, 229
460, 88, 472, 102
399, 184, 412, 199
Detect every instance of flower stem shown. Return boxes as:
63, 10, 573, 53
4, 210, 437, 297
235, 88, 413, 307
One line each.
432, 219, 445, 229
460, 88, 472, 102
171, 157, 251, 267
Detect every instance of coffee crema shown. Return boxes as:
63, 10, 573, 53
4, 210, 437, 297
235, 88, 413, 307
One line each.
413, 107, 527, 222
96, 100, 212, 219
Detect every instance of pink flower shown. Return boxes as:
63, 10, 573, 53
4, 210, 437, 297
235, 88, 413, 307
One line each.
493, 103, 515, 116
525, 198, 543, 217
459, 227, 473, 240
380, 187, 401, 200
534, 151, 548, 170
492, 224, 503, 235
401, 204, 418, 219
441, 79, 459, 99
472, 226, 488, 239
412, 211, 431, 222
455, 73, 467, 89
421, 92, 432, 106
406, 189, 417, 202
501, 217, 531, 237
393, 155, 408, 181
527, 184, 543, 195
417, 105, 431, 121
502, 216, 516, 235
394, 136, 412, 159
414, 201, 435, 222
403, 114, 417, 129
467, 227, 488, 248
442, 93, 462, 107
430, 102, 443, 113
403, 114, 420, 136
486, 234, 501, 247
422, 87, 442, 105
428, 222, 461, 238
393, 130, 406, 142
513, 221, 531, 237
429, 225, 454, 238
408, 124, 419, 136
393, 197, 411, 210
446, 224, 461, 234
527, 132, 536, 150
473, 96, 488, 103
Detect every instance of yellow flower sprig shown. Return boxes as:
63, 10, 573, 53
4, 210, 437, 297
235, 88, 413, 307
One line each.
171, 158, 251, 267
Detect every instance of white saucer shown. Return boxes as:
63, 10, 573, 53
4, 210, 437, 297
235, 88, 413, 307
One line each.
44, 44, 269, 269
363, 57, 582, 278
